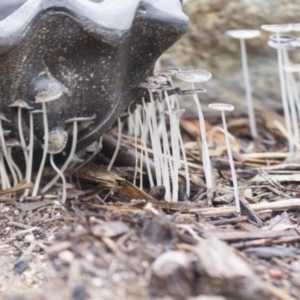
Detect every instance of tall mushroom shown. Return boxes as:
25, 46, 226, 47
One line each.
174, 69, 213, 189
226, 30, 260, 138
209, 103, 240, 215
41, 114, 96, 194
261, 24, 293, 152
32, 83, 64, 196
9, 99, 33, 190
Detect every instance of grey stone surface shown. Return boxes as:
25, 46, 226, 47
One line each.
163, 0, 300, 112
0, 0, 188, 152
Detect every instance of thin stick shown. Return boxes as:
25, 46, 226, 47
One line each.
107, 118, 122, 171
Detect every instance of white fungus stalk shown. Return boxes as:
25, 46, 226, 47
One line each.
261, 24, 293, 152
142, 97, 163, 186
137, 105, 154, 188
209, 103, 240, 214
32, 102, 49, 196
148, 91, 164, 186
107, 118, 122, 171
226, 30, 260, 138
191, 83, 212, 189
50, 154, 67, 203
42, 114, 95, 194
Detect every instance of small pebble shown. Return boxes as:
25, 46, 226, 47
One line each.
14, 259, 29, 274
267, 268, 282, 279
24, 234, 35, 242
13, 209, 19, 216
58, 250, 74, 263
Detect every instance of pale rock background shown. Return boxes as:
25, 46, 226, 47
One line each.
162, 0, 300, 112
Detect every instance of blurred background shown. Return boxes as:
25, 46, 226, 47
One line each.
163, 0, 300, 112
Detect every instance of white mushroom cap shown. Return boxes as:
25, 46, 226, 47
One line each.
283, 64, 300, 73
174, 69, 212, 83
138, 82, 161, 89
35, 82, 63, 103
269, 34, 296, 43
267, 40, 295, 50
290, 23, 300, 32
29, 109, 43, 114
155, 67, 181, 76
208, 103, 235, 112
0, 111, 11, 122
261, 24, 291, 33
47, 128, 68, 154
9, 99, 33, 110
65, 114, 96, 124
226, 29, 261, 39
147, 75, 169, 84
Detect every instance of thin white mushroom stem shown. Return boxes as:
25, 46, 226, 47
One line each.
209, 103, 240, 214
28, 111, 35, 186
7, 147, 22, 182
50, 154, 67, 203
17, 107, 30, 185
142, 96, 163, 186
164, 93, 179, 202
5, 148, 18, 186
240, 38, 257, 138
137, 105, 154, 188
0, 121, 11, 189
32, 102, 49, 196
191, 83, 213, 189
128, 109, 139, 186
107, 118, 122, 171
41, 120, 78, 194
276, 32, 293, 152
158, 97, 172, 201
175, 112, 190, 197
148, 90, 163, 185
221, 110, 240, 214
282, 51, 299, 144
0, 153, 9, 190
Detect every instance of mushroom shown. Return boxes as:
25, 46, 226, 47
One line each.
173, 69, 213, 189
0, 110, 12, 189
208, 103, 240, 215
226, 29, 260, 138
261, 24, 293, 152
47, 128, 68, 203
9, 99, 33, 190
32, 83, 65, 196
41, 114, 96, 194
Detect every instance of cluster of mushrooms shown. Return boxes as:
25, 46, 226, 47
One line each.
0, 90, 99, 203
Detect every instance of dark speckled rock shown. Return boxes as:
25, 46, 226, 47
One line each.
0, 0, 189, 152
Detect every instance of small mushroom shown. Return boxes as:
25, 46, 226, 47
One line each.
41, 114, 96, 194
32, 83, 66, 196
174, 69, 212, 82
174, 70, 213, 189
226, 29, 261, 138
9, 99, 33, 190
262, 24, 293, 152
208, 103, 240, 215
